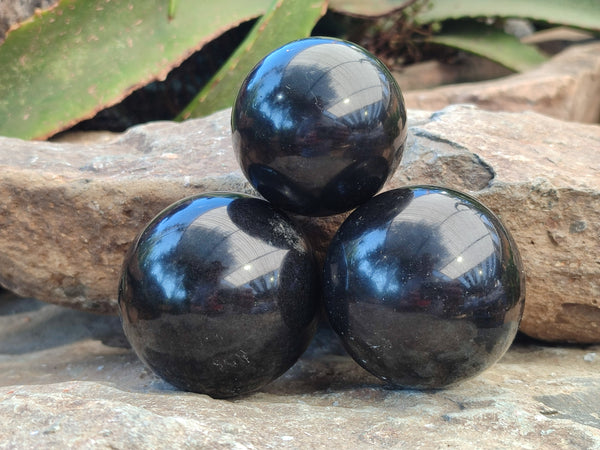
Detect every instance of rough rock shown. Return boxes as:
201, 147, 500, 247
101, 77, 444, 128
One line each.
403, 42, 600, 124
0, 105, 599, 343
1, 292, 599, 448
388, 106, 600, 343
520, 27, 597, 55
393, 57, 512, 91
0, 109, 253, 313
0, 0, 57, 42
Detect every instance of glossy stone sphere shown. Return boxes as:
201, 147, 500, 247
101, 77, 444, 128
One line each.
323, 186, 525, 388
232, 37, 407, 217
118, 192, 319, 398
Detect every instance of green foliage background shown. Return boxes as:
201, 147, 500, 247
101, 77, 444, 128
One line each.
0, 0, 598, 140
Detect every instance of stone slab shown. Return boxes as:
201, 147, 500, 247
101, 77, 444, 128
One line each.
389, 106, 600, 343
0, 105, 599, 343
404, 42, 600, 123
1, 293, 599, 448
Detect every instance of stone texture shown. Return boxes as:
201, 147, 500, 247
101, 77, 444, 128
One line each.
0, 105, 599, 343
389, 106, 600, 344
393, 57, 512, 91
520, 27, 597, 55
403, 42, 600, 124
0, 109, 253, 313
0, 0, 57, 42
1, 292, 599, 448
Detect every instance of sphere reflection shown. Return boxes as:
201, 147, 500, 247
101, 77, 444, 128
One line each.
119, 193, 319, 398
324, 186, 525, 388
232, 37, 407, 216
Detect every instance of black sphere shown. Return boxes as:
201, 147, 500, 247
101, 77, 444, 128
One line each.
232, 37, 407, 217
323, 186, 525, 388
118, 192, 320, 398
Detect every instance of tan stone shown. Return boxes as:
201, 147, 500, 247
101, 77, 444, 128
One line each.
521, 26, 597, 55
388, 106, 600, 343
403, 42, 600, 124
1, 293, 599, 448
392, 57, 511, 91
0, 109, 252, 313
0, 0, 57, 42
0, 105, 599, 343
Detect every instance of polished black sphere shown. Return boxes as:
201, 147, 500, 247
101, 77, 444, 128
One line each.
118, 193, 319, 398
232, 37, 407, 217
323, 186, 525, 388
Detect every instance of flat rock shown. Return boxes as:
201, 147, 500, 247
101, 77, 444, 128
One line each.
0, 109, 251, 313
389, 106, 600, 344
0, 105, 599, 343
1, 293, 599, 448
0, 0, 57, 42
393, 57, 512, 91
404, 42, 600, 123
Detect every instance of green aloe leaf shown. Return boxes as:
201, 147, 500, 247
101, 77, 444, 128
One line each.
329, 0, 600, 31
178, 0, 328, 120
416, 0, 600, 31
429, 22, 548, 72
0, 0, 271, 140
328, 0, 422, 17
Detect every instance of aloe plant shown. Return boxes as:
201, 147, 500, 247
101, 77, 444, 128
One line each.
0, 0, 598, 139
416, 0, 600, 71
178, 0, 327, 120
0, 0, 273, 140
329, 0, 599, 72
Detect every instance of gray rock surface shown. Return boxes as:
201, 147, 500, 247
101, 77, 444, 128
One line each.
0, 109, 250, 313
1, 292, 599, 448
1, 105, 598, 343
0, 0, 57, 42
404, 42, 600, 123
389, 106, 600, 344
